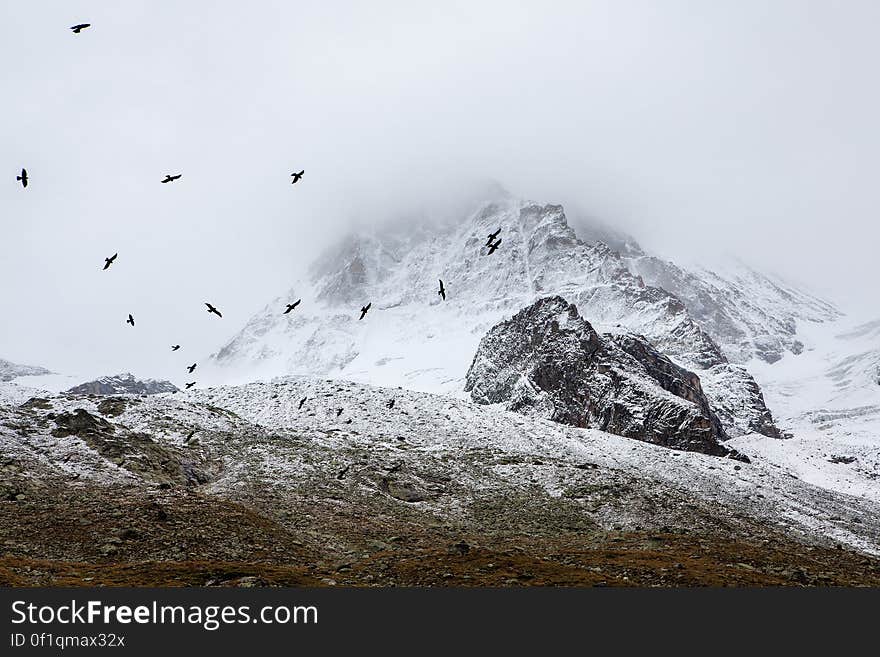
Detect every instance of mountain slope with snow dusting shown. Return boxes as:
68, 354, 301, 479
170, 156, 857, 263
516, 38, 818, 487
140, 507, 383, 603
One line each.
4, 376, 880, 585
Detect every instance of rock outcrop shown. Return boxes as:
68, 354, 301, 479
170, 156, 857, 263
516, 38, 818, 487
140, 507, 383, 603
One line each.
699, 364, 781, 438
465, 296, 744, 459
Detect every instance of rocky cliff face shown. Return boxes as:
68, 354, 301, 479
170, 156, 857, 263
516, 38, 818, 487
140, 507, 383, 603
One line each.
465, 296, 742, 459
65, 373, 178, 396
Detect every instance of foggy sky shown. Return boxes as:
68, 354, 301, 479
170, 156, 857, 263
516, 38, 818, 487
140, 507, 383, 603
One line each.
3, 1, 879, 381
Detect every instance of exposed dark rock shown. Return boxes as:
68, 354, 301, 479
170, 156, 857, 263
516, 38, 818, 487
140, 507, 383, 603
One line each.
380, 477, 429, 503
52, 409, 218, 486
465, 296, 745, 459
19, 398, 52, 410
52, 409, 115, 438
97, 398, 129, 417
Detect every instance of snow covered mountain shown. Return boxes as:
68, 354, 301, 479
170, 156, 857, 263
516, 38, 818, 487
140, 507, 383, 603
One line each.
207, 196, 831, 440
65, 373, 179, 396
0, 357, 51, 382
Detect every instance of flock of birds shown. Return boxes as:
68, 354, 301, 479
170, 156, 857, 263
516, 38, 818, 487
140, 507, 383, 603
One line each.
13, 22, 505, 393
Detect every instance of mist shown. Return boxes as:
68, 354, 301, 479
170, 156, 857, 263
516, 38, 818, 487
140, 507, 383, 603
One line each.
3, 1, 879, 381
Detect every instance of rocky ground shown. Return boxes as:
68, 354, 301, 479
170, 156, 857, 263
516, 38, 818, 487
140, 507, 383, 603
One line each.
2, 379, 879, 587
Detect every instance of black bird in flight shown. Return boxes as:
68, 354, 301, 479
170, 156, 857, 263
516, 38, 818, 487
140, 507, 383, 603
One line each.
185, 382, 196, 389
486, 228, 501, 246
184, 430, 196, 443
126, 314, 135, 327
359, 303, 371, 320
103, 253, 117, 270
438, 279, 446, 301
486, 238, 501, 256
290, 170, 304, 184
205, 303, 222, 318
187, 363, 197, 374
70, 24, 91, 34
386, 398, 395, 409
298, 396, 307, 409
336, 408, 343, 417
16, 168, 28, 188
171, 345, 181, 351
283, 299, 301, 314
336, 465, 350, 480
161, 174, 182, 183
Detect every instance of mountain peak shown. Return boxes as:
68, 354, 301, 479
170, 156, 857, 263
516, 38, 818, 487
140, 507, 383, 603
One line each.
0, 357, 52, 382
65, 373, 178, 396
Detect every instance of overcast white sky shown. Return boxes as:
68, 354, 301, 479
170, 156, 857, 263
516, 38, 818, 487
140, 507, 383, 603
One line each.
3, 1, 879, 380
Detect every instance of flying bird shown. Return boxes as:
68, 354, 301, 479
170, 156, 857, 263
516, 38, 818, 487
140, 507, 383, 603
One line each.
290, 170, 304, 184
336, 465, 350, 480
70, 24, 91, 34
184, 430, 196, 443
359, 303, 371, 320
103, 253, 117, 270
336, 408, 343, 417
205, 303, 222, 317
386, 398, 395, 409
187, 363, 197, 374
171, 345, 181, 351
438, 279, 446, 301
298, 396, 307, 410
16, 168, 27, 188
283, 299, 301, 314
486, 239, 501, 256
185, 382, 196, 390
486, 228, 501, 246
126, 314, 135, 327
160, 174, 181, 183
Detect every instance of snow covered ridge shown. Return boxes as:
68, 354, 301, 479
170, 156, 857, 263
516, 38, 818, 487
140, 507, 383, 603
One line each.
464, 296, 744, 460
65, 373, 179, 396
0, 357, 51, 382
3, 376, 879, 558
185, 377, 877, 553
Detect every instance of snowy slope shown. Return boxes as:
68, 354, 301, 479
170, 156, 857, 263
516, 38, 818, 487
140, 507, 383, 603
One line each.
730, 317, 880, 501
185, 377, 879, 552
626, 255, 841, 364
